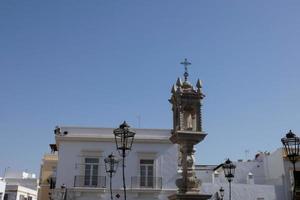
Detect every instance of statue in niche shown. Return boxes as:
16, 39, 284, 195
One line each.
184, 110, 195, 131
187, 113, 193, 130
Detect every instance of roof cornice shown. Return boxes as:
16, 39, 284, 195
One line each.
55, 135, 172, 144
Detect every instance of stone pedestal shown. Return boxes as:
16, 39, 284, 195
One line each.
170, 131, 207, 193
169, 131, 211, 200
168, 193, 211, 200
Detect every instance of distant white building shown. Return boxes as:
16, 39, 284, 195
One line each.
196, 148, 300, 200
3, 170, 38, 200
4, 172, 36, 180
52, 127, 178, 200
4, 185, 37, 200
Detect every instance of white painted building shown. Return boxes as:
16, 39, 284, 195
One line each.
0, 179, 6, 200
4, 185, 37, 200
52, 126, 178, 200
52, 125, 299, 200
3, 170, 38, 200
195, 148, 300, 200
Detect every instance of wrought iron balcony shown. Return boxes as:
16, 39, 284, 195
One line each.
74, 176, 106, 188
131, 176, 162, 190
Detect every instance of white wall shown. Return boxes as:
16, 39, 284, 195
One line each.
4, 169, 38, 191
262, 149, 285, 185
0, 180, 6, 200
195, 150, 287, 200
56, 128, 178, 189
56, 140, 178, 189
55, 127, 178, 200
201, 183, 278, 200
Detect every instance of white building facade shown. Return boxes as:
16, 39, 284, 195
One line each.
3, 170, 38, 200
51, 129, 300, 200
52, 127, 178, 200
195, 148, 300, 200
0, 179, 6, 200
4, 185, 37, 200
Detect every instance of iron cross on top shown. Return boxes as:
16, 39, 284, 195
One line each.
180, 58, 191, 81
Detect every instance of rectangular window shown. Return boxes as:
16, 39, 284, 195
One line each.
84, 158, 99, 186
4, 194, 8, 200
19, 195, 26, 200
140, 159, 154, 188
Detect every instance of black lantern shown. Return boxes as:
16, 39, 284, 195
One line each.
104, 153, 119, 174
223, 159, 236, 182
281, 130, 300, 200
281, 130, 300, 164
222, 159, 235, 200
113, 121, 135, 155
219, 187, 224, 200
113, 121, 135, 200
104, 153, 119, 200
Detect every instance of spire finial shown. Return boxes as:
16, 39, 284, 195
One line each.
180, 58, 191, 81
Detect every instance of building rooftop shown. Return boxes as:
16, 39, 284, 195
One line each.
55, 126, 173, 144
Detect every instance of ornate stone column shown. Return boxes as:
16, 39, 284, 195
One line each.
168, 59, 211, 200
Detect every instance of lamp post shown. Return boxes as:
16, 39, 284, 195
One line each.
104, 153, 119, 200
281, 130, 300, 200
222, 159, 236, 200
113, 121, 135, 200
219, 187, 224, 200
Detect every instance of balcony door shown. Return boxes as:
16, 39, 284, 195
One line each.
140, 159, 154, 188
84, 158, 99, 186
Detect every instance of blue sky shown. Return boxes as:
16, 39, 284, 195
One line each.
1, 1, 300, 174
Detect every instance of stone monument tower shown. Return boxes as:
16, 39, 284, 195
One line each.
168, 59, 211, 200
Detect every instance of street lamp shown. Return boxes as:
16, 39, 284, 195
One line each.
104, 153, 119, 200
113, 121, 135, 200
222, 159, 236, 200
219, 187, 224, 200
281, 130, 300, 200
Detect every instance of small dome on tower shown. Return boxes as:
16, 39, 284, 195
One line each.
182, 81, 193, 89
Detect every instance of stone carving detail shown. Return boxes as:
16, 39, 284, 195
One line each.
176, 144, 200, 193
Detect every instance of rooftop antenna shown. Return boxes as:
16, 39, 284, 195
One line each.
180, 58, 191, 82
3, 166, 10, 178
245, 150, 250, 160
